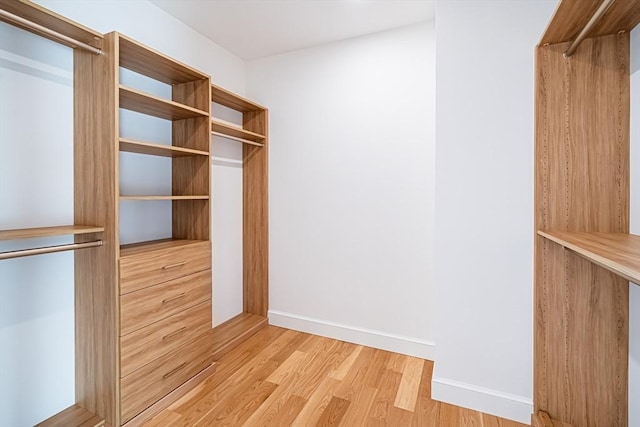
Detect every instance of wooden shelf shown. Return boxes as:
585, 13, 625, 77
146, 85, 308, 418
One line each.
120, 238, 207, 258
120, 195, 209, 201
211, 118, 266, 145
0, 225, 104, 241
119, 86, 208, 121
211, 313, 268, 360
0, 0, 102, 52
35, 404, 104, 427
118, 33, 208, 85
211, 83, 265, 112
119, 137, 209, 157
532, 411, 574, 427
538, 231, 640, 285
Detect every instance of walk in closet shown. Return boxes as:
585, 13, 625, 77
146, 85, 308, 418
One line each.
533, 0, 640, 426
0, 1, 269, 425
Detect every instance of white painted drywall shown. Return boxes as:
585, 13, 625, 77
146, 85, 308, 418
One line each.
433, 1, 556, 423
246, 22, 436, 358
0, 1, 245, 424
629, 24, 639, 427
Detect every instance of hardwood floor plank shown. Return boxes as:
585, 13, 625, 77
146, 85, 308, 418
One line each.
315, 396, 350, 427
143, 326, 532, 427
328, 345, 362, 380
394, 356, 425, 411
291, 376, 341, 426
411, 360, 440, 427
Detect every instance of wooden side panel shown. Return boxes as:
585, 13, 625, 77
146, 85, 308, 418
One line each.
74, 32, 119, 426
243, 109, 269, 316
534, 33, 630, 427
540, 0, 640, 45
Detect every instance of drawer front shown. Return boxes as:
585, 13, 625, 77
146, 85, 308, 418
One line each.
120, 241, 211, 295
120, 300, 212, 377
120, 332, 213, 423
120, 269, 211, 336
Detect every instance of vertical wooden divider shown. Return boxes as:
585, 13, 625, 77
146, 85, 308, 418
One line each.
534, 33, 630, 427
74, 32, 120, 426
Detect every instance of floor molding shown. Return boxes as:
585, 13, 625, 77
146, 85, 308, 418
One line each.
268, 309, 435, 360
431, 375, 533, 424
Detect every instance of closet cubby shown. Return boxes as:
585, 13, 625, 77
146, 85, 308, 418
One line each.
533, 1, 640, 426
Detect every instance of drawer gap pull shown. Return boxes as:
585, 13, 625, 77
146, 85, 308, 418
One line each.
162, 261, 187, 270
163, 326, 187, 340
162, 362, 187, 379
162, 293, 186, 304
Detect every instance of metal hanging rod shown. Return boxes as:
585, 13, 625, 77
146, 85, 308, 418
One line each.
0, 240, 103, 261
564, 0, 615, 58
0, 9, 102, 55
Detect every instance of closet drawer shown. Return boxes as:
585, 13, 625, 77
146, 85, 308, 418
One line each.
120, 332, 213, 424
120, 241, 211, 295
120, 300, 212, 377
120, 269, 211, 336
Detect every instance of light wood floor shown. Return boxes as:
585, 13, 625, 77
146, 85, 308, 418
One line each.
144, 326, 528, 427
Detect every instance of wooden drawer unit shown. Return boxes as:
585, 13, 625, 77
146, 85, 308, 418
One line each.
120, 300, 212, 377
120, 269, 211, 336
120, 240, 211, 294
120, 332, 213, 423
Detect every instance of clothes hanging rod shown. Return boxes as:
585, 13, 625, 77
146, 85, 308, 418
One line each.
0, 9, 102, 55
211, 155, 243, 165
0, 240, 103, 261
564, 0, 615, 58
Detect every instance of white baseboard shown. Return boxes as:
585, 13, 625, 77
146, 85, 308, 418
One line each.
431, 375, 533, 424
268, 309, 435, 360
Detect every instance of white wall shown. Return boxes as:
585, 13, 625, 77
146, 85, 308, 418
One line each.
629, 24, 639, 427
247, 22, 436, 359
0, 2, 245, 425
433, 1, 556, 423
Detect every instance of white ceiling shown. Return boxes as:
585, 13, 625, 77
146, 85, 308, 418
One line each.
150, 0, 435, 60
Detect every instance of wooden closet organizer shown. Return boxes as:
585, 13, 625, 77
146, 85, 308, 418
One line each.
0, 1, 269, 426
532, 1, 639, 426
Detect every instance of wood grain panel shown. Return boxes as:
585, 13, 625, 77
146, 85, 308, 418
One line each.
210, 312, 268, 360
538, 231, 640, 284
121, 333, 213, 423
211, 118, 266, 142
74, 31, 120, 427
540, 0, 640, 46
534, 32, 630, 427
121, 300, 212, 377
0, 225, 104, 240
118, 33, 208, 85
119, 240, 210, 294
173, 79, 210, 114
35, 404, 104, 427
211, 83, 265, 112
0, 0, 102, 50
243, 109, 269, 316
120, 269, 211, 335
119, 86, 208, 121
119, 138, 208, 158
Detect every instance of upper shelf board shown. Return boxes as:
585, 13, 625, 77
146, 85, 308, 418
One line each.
211, 84, 265, 112
119, 86, 209, 121
119, 138, 209, 157
211, 118, 266, 143
0, 0, 102, 50
0, 225, 104, 241
540, 0, 640, 45
117, 33, 209, 85
538, 230, 640, 285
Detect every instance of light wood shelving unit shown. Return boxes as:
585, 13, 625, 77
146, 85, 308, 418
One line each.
533, 1, 640, 426
2, 2, 270, 426
209, 83, 270, 357
74, 30, 214, 426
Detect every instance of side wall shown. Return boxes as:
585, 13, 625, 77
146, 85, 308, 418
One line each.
247, 22, 436, 359
433, 1, 556, 423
